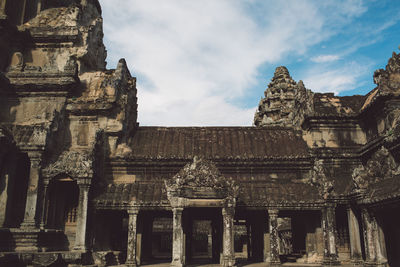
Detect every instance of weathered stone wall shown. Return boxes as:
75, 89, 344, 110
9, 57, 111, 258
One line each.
0, 0, 399, 266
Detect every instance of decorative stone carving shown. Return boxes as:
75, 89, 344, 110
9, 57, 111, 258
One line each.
221, 207, 235, 267
373, 50, 400, 95
361, 208, 388, 266
307, 160, 334, 199
352, 147, 400, 192
42, 150, 94, 179
171, 207, 184, 267
321, 206, 340, 265
268, 209, 281, 266
126, 209, 139, 267
32, 253, 59, 266
8, 52, 24, 72
165, 156, 239, 199
254, 66, 313, 128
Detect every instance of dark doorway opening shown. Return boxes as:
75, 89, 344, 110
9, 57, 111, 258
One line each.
184, 207, 222, 265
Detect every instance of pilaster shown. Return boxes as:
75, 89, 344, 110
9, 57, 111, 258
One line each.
171, 207, 185, 267
361, 208, 388, 267
268, 209, 281, 267
20, 151, 42, 229
321, 205, 340, 266
73, 181, 90, 251
126, 208, 139, 267
0, 0, 6, 19
39, 179, 49, 229
221, 206, 235, 267
347, 207, 363, 265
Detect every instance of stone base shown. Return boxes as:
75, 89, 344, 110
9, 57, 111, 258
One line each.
73, 245, 87, 251
11, 228, 40, 252
269, 260, 282, 267
350, 259, 364, 266
20, 219, 37, 229
170, 263, 184, 267
221, 256, 236, 267
364, 261, 388, 267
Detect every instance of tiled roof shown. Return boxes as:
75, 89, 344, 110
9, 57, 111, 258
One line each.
125, 127, 309, 160
238, 182, 321, 206
92, 180, 322, 208
92, 182, 169, 208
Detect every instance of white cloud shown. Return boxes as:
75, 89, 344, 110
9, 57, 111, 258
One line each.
303, 61, 371, 95
99, 0, 368, 126
311, 55, 340, 63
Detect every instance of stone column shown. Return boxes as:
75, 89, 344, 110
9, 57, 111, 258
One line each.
268, 209, 281, 267
0, 0, 6, 18
39, 179, 49, 229
172, 207, 185, 267
221, 207, 235, 267
21, 152, 42, 229
0, 172, 9, 227
361, 208, 388, 267
74, 182, 90, 251
126, 209, 139, 267
37, 0, 42, 13
347, 207, 362, 265
321, 206, 340, 265
20, 0, 27, 24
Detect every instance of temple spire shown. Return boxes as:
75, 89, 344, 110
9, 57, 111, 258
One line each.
254, 66, 313, 127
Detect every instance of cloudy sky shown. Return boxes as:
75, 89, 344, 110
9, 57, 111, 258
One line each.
99, 0, 400, 126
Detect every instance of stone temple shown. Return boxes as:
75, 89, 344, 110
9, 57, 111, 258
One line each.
0, 1, 400, 267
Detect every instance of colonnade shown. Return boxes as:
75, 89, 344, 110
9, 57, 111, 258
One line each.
123, 205, 389, 267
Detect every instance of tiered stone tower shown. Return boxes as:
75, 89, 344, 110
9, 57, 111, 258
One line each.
254, 66, 313, 128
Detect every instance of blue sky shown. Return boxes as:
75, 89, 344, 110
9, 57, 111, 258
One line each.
99, 0, 400, 126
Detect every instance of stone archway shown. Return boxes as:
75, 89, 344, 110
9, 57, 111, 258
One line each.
165, 156, 238, 267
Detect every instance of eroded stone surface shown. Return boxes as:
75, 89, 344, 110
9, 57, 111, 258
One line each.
0, 1, 399, 267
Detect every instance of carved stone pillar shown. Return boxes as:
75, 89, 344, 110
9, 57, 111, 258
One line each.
0, 0, 6, 17
347, 207, 362, 265
361, 208, 388, 267
172, 207, 185, 267
39, 179, 49, 229
21, 152, 42, 229
268, 209, 281, 266
74, 182, 90, 251
221, 207, 235, 267
126, 209, 139, 267
0, 172, 9, 227
36, 0, 42, 13
321, 206, 340, 265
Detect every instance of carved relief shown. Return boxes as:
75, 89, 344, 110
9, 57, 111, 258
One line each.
165, 156, 239, 199
42, 150, 93, 179
352, 147, 400, 192
307, 160, 334, 199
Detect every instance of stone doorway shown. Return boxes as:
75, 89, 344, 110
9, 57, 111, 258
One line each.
278, 210, 322, 264
184, 208, 222, 265
46, 176, 79, 250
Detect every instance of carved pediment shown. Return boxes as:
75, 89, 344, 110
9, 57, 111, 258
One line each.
352, 147, 400, 192
304, 160, 333, 199
42, 150, 93, 179
165, 156, 238, 199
